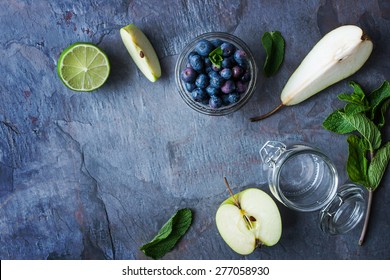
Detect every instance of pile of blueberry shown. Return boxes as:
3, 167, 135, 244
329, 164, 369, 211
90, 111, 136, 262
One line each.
180, 38, 251, 109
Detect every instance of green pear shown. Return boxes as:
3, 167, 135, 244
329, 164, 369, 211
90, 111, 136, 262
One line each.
251, 25, 373, 121
120, 24, 161, 82
216, 188, 282, 255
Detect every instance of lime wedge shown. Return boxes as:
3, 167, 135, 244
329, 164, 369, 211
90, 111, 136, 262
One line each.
57, 42, 110, 91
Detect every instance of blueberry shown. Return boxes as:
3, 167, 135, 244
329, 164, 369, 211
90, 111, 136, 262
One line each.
220, 42, 236, 57
220, 68, 232, 80
208, 71, 219, 79
180, 67, 197, 83
238, 60, 248, 69
195, 74, 209, 89
211, 39, 223, 47
227, 93, 240, 104
201, 97, 210, 105
211, 64, 221, 72
191, 88, 208, 102
232, 66, 244, 79
195, 39, 214, 57
221, 94, 230, 105
236, 81, 248, 93
206, 86, 220, 96
209, 73, 225, 88
210, 77, 224, 88
221, 80, 236, 94
189, 54, 204, 72
204, 57, 212, 67
241, 71, 251, 82
233, 49, 247, 65
221, 56, 235, 68
205, 66, 213, 73
209, 95, 223, 108
188, 51, 198, 61
185, 82, 196, 92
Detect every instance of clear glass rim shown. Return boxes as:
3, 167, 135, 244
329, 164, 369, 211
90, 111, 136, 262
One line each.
175, 32, 258, 116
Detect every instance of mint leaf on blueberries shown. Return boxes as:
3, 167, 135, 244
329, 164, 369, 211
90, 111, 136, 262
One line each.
209, 47, 223, 67
262, 31, 285, 77
140, 208, 192, 259
322, 80, 390, 245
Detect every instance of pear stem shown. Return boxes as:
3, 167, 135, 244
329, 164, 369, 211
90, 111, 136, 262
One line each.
224, 177, 240, 209
250, 103, 285, 122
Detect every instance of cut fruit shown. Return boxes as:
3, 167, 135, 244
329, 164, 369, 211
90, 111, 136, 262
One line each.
57, 42, 110, 92
250, 25, 373, 122
216, 188, 282, 255
120, 24, 161, 82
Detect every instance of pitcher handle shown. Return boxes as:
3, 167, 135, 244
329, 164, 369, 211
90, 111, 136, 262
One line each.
260, 140, 286, 167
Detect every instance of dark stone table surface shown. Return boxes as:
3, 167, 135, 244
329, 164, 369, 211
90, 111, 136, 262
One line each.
1, 0, 389, 260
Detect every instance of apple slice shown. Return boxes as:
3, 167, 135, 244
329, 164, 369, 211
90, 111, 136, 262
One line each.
216, 188, 282, 255
120, 24, 161, 82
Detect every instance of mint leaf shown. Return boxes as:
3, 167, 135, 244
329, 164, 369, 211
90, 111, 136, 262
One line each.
208, 47, 223, 67
322, 109, 355, 134
323, 111, 381, 151
337, 82, 368, 106
349, 81, 366, 102
342, 112, 382, 150
140, 217, 174, 247
368, 142, 390, 190
344, 103, 369, 115
377, 99, 390, 129
347, 135, 370, 187
323, 80, 390, 245
140, 208, 192, 259
262, 31, 285, 77
338, 93, 361, 104
367, 81, 390, 127
367, 81, 390, 119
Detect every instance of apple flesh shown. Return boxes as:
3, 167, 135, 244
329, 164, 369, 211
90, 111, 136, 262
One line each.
251, 25, 373, 121
216, 188, 282, 255
120, 24, 161, 82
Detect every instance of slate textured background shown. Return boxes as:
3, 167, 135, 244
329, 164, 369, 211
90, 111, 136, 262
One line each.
0, 0, 389, 260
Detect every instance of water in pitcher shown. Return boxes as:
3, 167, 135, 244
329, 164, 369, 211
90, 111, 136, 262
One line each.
277, 152, 337, 210
261, 141, 338, 212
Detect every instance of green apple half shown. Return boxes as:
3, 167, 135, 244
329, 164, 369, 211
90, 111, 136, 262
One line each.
216, 188, 282, 255
120, 24, 161, 82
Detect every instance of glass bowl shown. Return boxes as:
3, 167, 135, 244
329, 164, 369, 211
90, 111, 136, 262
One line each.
175, 32, 257, 116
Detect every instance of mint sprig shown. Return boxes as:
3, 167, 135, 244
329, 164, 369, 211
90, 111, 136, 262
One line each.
323, 80, 390, 245
140, 208, 192, 259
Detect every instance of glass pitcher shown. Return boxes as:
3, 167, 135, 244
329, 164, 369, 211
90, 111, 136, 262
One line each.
260, 140, 365, 235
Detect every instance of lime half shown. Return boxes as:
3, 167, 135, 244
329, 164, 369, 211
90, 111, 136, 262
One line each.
57, 42, 110, 91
